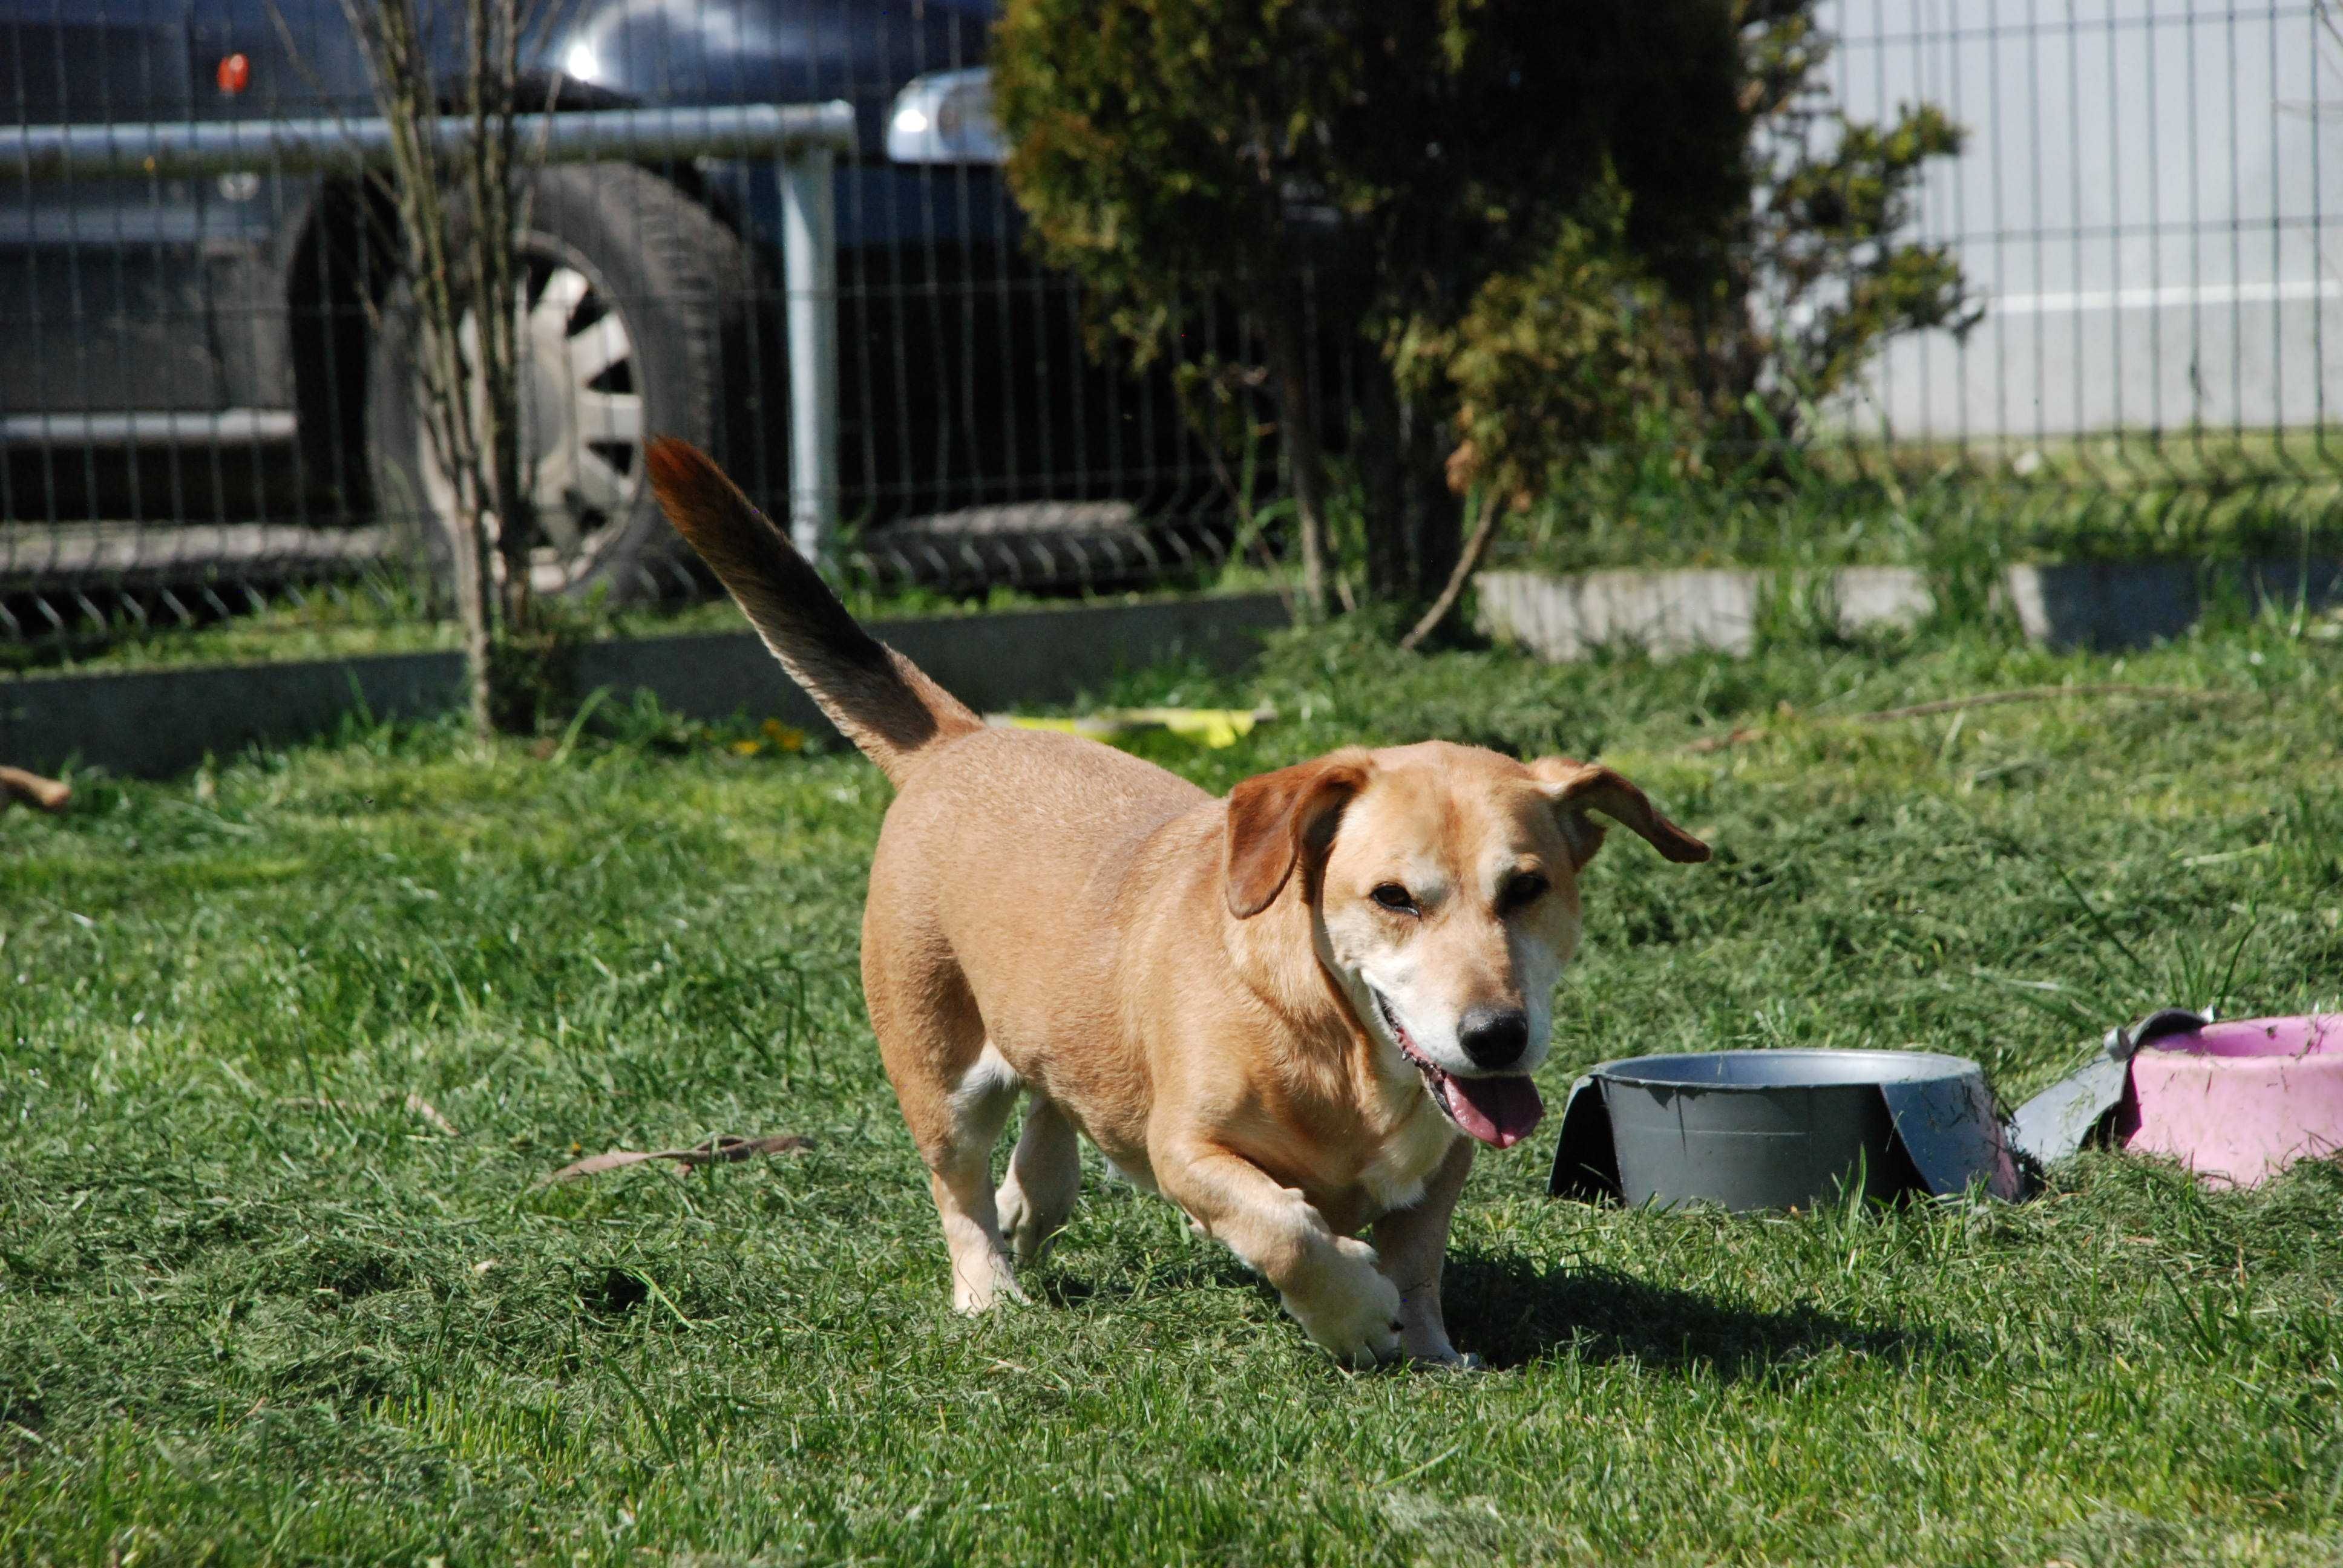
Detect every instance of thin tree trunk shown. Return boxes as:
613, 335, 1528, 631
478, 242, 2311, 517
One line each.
1398, 489, 1501, 652
471, 0, 536, 639
1354, 364, 1411, 602
1399, 391, 1462, 605
335, 0, 546, 737
1267, 311, 1329, 622
452, 534, 496, 733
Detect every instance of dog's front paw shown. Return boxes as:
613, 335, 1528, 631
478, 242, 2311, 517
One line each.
1282, 1238, 1406, 1367
949, 1252, 1027, 1315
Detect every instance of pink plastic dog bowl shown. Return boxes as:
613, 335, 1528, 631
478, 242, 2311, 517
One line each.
2121, 1014, 2343, 1186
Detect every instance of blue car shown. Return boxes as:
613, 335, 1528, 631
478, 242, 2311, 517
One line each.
0, 1, 1204, 599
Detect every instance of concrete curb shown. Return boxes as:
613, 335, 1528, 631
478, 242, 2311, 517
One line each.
2, 592, 1291, 779
1479, 559, 2342, 661
1475, 567, 1932, 660
1999, 557, 2343, 648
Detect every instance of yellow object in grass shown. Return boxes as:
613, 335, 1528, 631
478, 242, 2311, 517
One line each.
990, 707, 1273, 750
730, 720, 808, 758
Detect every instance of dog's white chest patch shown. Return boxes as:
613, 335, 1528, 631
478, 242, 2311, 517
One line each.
1356, 1097, 1456, 1215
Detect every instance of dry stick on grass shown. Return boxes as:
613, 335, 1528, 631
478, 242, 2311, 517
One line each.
1399, 490, 1505, 652
537, 1134, 812, 1187
1683, 684, 2231, 755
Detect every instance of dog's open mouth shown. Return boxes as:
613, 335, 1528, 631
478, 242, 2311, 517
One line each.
1371, 990, 1544, 1150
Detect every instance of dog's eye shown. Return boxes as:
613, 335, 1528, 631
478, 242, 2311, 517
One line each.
1501, 872, 1550, 912
1370, 883, 1418, 914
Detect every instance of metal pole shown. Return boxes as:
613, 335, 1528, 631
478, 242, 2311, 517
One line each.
0, 102, 856, 181
779, 145, 840, 566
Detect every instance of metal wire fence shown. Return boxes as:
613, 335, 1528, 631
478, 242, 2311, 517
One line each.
1848, 0, 2336, 448
1, 1, 2338, 656
1792, 0, 2342, 549
0, 0, 1240, 653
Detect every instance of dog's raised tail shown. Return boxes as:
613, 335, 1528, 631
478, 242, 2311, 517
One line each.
646, 439, 981, 784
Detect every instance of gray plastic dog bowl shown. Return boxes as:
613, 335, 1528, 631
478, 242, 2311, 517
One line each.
1548, 1049, 2020, 1210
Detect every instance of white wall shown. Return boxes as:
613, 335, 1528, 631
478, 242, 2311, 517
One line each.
1822, 0, 2343, 439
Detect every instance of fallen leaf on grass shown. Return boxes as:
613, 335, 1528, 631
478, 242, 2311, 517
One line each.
536, 1133, 811, 1187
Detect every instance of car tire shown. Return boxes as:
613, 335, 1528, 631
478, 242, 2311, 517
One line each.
366, 163, 758, 603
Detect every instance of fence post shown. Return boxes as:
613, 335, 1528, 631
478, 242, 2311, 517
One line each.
779, 144, 841, 567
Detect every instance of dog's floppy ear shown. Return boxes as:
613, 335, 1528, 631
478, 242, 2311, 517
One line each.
1530, 757, 1710, 869
1224, 749, 1373, 918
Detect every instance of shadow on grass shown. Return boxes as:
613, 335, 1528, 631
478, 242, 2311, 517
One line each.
1444, 1256, 1956, 1376
1032, 1250, 1264, 1307
1031, 1244, 1951, 1383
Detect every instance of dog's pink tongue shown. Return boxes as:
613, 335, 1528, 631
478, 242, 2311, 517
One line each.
1446, 1074, 1545, 1149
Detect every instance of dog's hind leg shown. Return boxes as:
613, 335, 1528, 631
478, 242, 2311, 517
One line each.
867, 954, 1024, 1313
996, 1096, 1081, 1267
926, 1042, 1026, 1312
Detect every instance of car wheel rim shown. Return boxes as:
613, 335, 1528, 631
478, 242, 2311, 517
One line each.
415, 253, 647, 594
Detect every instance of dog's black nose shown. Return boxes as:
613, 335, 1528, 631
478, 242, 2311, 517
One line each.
1457, 1006, 1530, 1070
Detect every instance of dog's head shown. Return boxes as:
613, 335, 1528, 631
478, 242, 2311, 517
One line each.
1224, 742, 1708, 1149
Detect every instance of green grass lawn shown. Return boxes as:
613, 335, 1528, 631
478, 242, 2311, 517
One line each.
6, 610, 2342, 1565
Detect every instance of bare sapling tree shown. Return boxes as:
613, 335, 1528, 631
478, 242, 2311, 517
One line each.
335, 0, 555, 736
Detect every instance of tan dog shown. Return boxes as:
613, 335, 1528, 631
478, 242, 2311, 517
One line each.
648, 440, 1709, 1365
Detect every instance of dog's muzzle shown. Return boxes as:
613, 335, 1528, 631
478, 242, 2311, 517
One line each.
1372, 989, 1545, 1149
